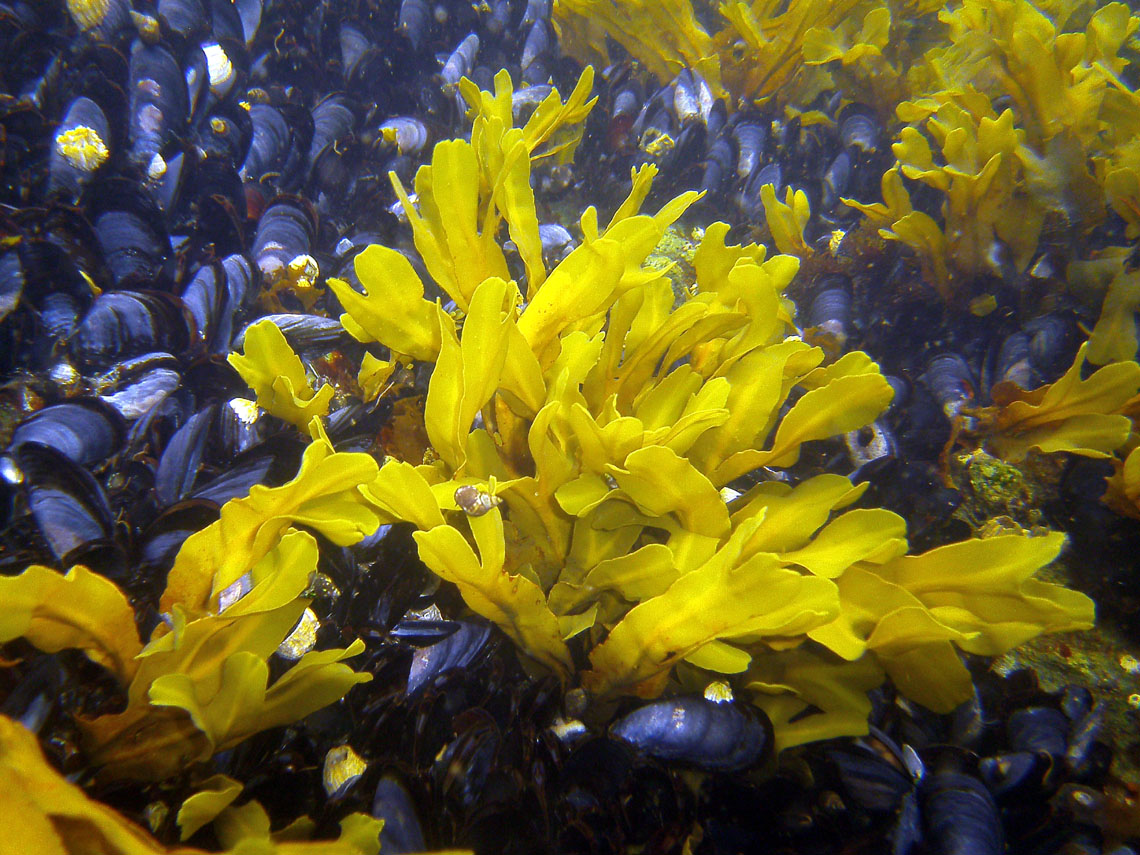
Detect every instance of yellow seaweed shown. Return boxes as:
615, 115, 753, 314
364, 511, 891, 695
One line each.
969, 342, 1140, 460
0, 715, 389, 855
227, 320, 334, 429
0, 564, 142, 685
161, 424, 381, 619
327, 244, 442, 361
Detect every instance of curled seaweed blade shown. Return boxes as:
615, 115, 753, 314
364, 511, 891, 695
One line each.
0, 715, 389, 854
1086, 267, 1140, 365
424, 277, 514, 471
745, 649, 885, 753
760, 183, 813, 257
227, 319, 334, 429
413, 506, 573, 676
161, 430, 380, 618
177, 774, 243, 840
328, 244, 442, 361
148, 641, 370, 758
975, 342, 1140, 459
583, 528, 839, 698
0, 565, 142, 686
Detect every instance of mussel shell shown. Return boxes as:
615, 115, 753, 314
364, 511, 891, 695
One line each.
806, 282, 852, 330
838, 104, 880, 154
95, 351, 182, 419
164, 0, 211, 37
610, 695, 771, 771
135, 497, 219, 573
828, 744, 912, 812
251, 197, 317, 281
389, 619, 461, 646
308, 94, 357, 165
397, 0, 430, 50
71, 290, 193, 368
88, 180, 172, 286
9, 399, 125, 467
208, 0, 245, 42
0, 249, 24, 322
190, 452, 274, 505
821, 149, 852, 210
154, 405, 215, 506
372, 775, 427, 855
1024, 314, 1079, 382
232, 0, 261, 46
730, 116, 768, 178
698, 136, 734, 196
521, 19, 552, 85
180, 262, 227, 350
378, 116, 429, 155
995, 330, 1034, 389
978, 751, 1048, 799
406, 619, 492, 695
16, 442, 114, 563
239, 103, 292, 183
1007, 706, 1069, 757
924, 353, 975, 420
48, 96, 111, 199
440, 33, 479, 88
919, 769, 1004, 855
127, 39, 189, 165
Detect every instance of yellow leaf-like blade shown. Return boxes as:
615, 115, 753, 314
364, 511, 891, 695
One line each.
609, 445, 731, 538
363, 459, 446, 530
684, 639, 752, 673
177, 774, 244, 840
584, 543, 680, 602
746, 650, 885, 753
584, 548, 838, 697
424, 277, 513, 470
518, 237, 625, 363
752, 372, 894, 469
875, 533, 1095, 656
328, 245, 442, 361
781, 509, 908, 578
0, 715, 171, 854
688, 341, 816, 481
760, 184, 812, 257
989, 413, 1133, 459
228, 320, 333, 429
494, 136, 545, 297
733, 474, 868, 555
162, 434, 380, 617
251, 640, 371, 746
0, 564, 142, 685
413, 509, 572, 675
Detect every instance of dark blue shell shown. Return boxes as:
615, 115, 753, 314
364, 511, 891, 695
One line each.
610, 695, 770, 771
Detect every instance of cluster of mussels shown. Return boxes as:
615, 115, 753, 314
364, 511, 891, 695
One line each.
0, 0, 1138, 854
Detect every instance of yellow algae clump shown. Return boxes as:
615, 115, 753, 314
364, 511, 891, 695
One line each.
968, 343, 1140, 461
0, 715, 391, 855
55, 125, 110, 172
67, 0, 111, 30
335, 70, 1094, 751
0, 426, 382, 781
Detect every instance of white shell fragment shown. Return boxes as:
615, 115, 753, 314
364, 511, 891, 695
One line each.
323, 744, 368, 798
202, 42, 235, 93
217, 572, 253, 613
277, 607, 320, 660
